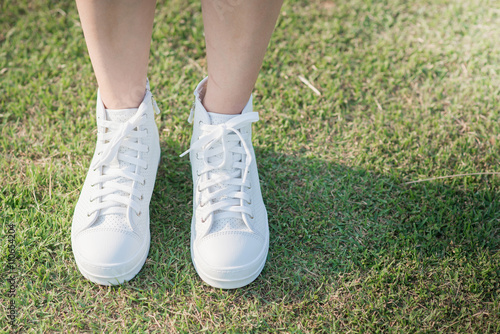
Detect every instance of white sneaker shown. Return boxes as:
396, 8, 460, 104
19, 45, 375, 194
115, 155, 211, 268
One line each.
181, 77, 269, 289
71, 82, 161, 285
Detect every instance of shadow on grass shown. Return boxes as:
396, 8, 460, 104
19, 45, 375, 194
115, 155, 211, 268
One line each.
145, 140, 500, 301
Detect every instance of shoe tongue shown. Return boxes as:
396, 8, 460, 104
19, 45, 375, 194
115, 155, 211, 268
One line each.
206, 112, 248, 232
207, 112, 239, 170
105, 108, 138, 123
99, 107, 139, 222
208, 112, 238, 125
104, 108, 139, 170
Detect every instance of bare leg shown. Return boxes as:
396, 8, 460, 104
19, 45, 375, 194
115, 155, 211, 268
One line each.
76, 0, 156, 109
201, 0, 284, 114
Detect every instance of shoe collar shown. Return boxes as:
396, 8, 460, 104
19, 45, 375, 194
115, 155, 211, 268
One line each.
188, 77, 253, 124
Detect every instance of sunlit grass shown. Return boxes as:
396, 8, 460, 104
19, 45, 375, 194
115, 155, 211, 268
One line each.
1, 0, 499, 331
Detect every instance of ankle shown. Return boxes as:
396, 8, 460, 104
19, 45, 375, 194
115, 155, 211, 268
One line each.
99, 85, 147, 109
202, 83, 250, 115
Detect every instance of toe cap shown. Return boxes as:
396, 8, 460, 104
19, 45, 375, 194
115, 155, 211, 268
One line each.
72, 228, 146, 277
197, 231, 264, 268
193, 231, 268, 285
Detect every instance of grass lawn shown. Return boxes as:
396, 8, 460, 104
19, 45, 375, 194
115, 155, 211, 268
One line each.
1, 0, 500, 332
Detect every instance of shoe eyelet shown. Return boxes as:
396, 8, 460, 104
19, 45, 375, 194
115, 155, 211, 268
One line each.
140, 195, 144, 200
97, 151, 102, 156
144, 164, 149, 170
200, 202, 205, 207
196, 153, 202, 160
249, 215, 254, 219
246, 200, 252, 205
87, 212, 91, 217
146, 146, 150, 153
142, 180, 146, 186
136, 211, 142, 217
199, 121, 203, 126
90, 198, 94, 202
201, 217, 206, 223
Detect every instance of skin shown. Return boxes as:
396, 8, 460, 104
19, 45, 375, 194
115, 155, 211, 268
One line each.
76, 0, 156, 109
200, 0, 284, 114
76, 0, 283, 113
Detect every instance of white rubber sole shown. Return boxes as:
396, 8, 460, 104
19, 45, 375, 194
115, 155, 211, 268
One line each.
74, 239, 150, 286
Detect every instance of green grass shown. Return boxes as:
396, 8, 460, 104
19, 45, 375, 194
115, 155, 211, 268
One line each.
1, 0, 500, 332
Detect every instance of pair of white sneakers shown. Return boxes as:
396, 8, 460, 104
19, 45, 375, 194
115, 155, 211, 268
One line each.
71, 78, 269, 289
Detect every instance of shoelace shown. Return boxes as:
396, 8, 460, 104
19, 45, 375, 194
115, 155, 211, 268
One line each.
180, 112, 259, 222
87, 104, 150, 218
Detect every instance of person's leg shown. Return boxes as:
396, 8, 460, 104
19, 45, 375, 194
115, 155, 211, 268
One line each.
75, 0, 156, 108
72, 0, 161, 286
185, 0, 283, 289
201, 0, 284, 114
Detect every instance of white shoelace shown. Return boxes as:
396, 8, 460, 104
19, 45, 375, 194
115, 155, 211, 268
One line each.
181, 112, 259, 222
88, 107, 149, 217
